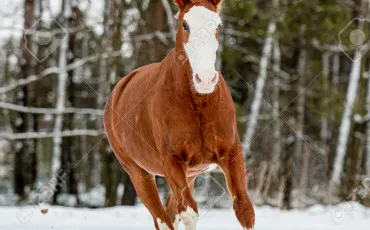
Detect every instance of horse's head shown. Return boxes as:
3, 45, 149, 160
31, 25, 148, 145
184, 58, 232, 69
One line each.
174, 0, 223, 94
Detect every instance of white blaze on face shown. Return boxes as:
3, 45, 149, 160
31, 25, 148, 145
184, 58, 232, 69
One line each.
183, 6, 222, 94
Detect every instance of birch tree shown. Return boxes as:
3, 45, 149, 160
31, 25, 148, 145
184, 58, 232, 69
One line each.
320, 52, 330, 154
62, 1, 82, 204
330, 33, 365, 189
243, 0, 279, 156
51, 0, 71, 197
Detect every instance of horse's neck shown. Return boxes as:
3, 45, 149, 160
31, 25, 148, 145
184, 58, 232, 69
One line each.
161, 49, 192, 92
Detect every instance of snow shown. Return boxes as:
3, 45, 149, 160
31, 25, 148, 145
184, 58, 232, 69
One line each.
0, 202, 369, 229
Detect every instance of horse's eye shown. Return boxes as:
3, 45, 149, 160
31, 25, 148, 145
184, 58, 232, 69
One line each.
183, 22, 189, 31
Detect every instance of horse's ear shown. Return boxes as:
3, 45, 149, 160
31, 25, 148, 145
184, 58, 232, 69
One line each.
174, 0, 190, 9
174, 11, 180, 19
211, 0, 223, 10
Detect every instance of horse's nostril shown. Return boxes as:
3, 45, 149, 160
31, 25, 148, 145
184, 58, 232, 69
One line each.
195, 74, 202, 83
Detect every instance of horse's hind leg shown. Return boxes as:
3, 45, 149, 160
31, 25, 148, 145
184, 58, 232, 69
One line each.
125, 163, 174, 230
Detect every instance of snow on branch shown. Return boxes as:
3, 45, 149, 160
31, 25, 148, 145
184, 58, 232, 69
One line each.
0, 51, 122, 94
0, 101, 104, 116
0, 130, 105, 140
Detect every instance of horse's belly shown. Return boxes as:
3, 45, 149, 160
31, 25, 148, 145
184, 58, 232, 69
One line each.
187, 163, 218, 177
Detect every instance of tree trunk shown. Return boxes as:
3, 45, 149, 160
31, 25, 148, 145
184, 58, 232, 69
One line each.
243, 0, 279, 156
320, 52, 330, 156
331, 0, 368, 191
60, 3, 82, 205
51, 0, 71, 203
280, 139, 294, 210
101, 139, 120, 207
331, 47, 363, 190
294, 36, 307, 168
366, 65, 370, 175
135, 0, 169, 66
100, 0, 127, 207
121, 174, 137, 206
299, 144, 310, 194
327, 53, 341, 181
341, 122, 366, 199
14, 0, 36, 199
262, 40, 282, 202
294, 26, 307, 198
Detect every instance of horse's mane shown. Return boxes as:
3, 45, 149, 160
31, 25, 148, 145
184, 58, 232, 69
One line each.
175, 0, 222, 12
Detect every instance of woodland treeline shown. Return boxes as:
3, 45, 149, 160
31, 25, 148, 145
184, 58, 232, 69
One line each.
0, 0, 370, 210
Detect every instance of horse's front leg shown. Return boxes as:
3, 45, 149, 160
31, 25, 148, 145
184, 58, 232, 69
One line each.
218, 146, 255, 230
164, 155, 199, 230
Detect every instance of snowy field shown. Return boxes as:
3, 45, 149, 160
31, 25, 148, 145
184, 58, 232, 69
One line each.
0, 202, 369, 230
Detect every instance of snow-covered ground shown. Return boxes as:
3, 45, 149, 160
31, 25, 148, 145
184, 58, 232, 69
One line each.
0, 202, 369, 229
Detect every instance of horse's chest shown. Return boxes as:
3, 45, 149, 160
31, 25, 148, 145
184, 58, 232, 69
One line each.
164, 109, 236, 157
153, 91, 236, 161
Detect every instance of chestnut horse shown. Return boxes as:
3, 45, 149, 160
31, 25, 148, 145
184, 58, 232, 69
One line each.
104, 0, 255, 229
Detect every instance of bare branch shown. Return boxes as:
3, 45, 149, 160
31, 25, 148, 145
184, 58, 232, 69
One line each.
0, 26, 88, 36
0, 101, 104, 116
0, 130, 105, 140
0, 51, 122, 94
132, 31, 171, 45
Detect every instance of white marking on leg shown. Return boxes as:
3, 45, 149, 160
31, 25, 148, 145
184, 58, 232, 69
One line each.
243, 227, 254, 230
173, 214, 181, 230
207, 163, 218, 172
156, 218, 171, 230
180, 207, 199, 230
